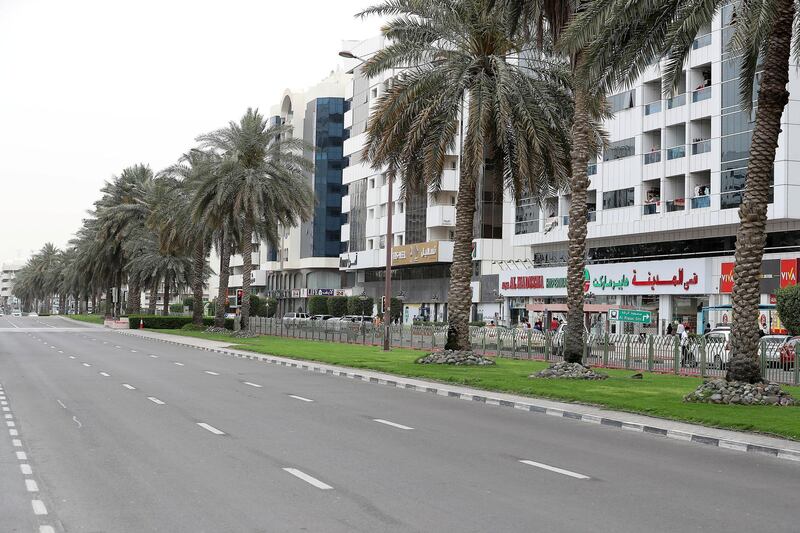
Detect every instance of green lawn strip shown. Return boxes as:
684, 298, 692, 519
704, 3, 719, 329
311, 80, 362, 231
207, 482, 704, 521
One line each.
66, 314, 105, 325
155, 330, 800, 441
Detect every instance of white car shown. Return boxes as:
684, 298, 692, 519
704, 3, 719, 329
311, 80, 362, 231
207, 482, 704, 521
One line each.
11, 311, 22, 317
310, 314, 333, 321
28, 312, 39, 317
282, 312, 310, 325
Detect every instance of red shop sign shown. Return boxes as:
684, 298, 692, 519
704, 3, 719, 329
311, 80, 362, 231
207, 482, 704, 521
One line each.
501, 275, 544, 290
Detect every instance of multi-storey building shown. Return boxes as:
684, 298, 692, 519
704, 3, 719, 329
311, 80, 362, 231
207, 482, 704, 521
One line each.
338, 36, 527, 324
503, 5, 800, 335
0, 260, 24, 312
219, 70, 351, 315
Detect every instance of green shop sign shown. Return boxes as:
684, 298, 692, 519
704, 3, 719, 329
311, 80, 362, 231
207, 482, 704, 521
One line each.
609, 308, 652, 324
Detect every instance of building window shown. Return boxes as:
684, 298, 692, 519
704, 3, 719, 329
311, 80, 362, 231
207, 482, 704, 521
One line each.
604, 138, 636, 161
348, 178, 367, 252
608, 90, 636, 113
405, 188, 428, 244
515, 197, 540, 235
602, 187, 635, 209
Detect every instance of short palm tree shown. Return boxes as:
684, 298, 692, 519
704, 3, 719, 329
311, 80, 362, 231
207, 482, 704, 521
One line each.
361, 0, 573, 352
195, 109, 314, 329
563, 0, 798, 382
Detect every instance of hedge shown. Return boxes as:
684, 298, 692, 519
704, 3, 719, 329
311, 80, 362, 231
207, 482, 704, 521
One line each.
128, 315, 233, 330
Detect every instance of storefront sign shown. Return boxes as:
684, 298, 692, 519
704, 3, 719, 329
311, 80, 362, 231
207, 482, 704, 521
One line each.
780, 259, 798, 288
499, 259, 710, 297
720, 262, 735, 293
719, 258, 798, 293
392, 241, 440, 266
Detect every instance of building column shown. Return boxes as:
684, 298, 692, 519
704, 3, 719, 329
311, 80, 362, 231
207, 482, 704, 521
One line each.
658, 295, 673, 335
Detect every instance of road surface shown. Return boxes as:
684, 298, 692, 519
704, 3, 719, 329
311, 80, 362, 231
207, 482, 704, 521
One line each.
0, 315, 798, 532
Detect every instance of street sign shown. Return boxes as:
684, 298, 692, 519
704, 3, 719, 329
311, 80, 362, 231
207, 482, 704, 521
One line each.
609, 308, 652, 324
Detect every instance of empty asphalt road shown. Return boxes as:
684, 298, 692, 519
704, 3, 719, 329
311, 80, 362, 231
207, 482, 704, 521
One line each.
1, 315, 798, 533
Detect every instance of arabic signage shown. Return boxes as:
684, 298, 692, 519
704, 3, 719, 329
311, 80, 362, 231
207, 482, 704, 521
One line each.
392, 241, 441, 266
609, 308, 652, 324
501, 275, 544, 290
499, 259, 711, 296
263, 288, 349, 299
719, 259, 798, 294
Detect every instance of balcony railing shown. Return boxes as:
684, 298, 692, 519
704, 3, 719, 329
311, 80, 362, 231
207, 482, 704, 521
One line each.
587, 163, 597, 176
692, 86, 712, 102
691, 195, 711, 209
644, 151, 661, 165
692, 33, 712, 49
667, 146, 686, 160
666, 199, 686, 212
667, 93, 686, 109
692, 140, 711, 155
643, 202, 660, 215
644, 101, 662, 115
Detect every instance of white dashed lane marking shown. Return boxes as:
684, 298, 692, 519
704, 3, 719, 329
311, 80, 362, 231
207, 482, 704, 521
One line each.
373, 419, 413, 430
16, 451, 27, 460
31, 499, 47, 515
147, 397, 165, 405
174, 362, 185, 366
204, 371, 219, 376
149, 355, 159, 359
288, 394, 314, 403
243, 382, 262, 388
122, 384, 136, 390
25, 479, 39, 492
282, 468, 334, 490
99, 372, 110, 377
519, 460, 591, 480
20, 464, 32, 475
82, 363, 91, 367
197, 422, 225, 435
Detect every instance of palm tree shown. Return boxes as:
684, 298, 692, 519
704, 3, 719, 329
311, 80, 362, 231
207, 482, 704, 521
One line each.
360, 0, 573, 352
563, 0, 798, 382
195, 109, 314, 330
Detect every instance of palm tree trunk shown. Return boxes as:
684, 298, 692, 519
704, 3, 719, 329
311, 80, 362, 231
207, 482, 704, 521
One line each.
148, 279, 159, 315
445, 172, 477, 351
127, 280, 141, 315
192, 241, 205, 326
727, 0, 794, 383
59, 294, 66, 315
215, 238, 232, 328
91, 292, 97, 314
240, 219, 254, 330
105, 284, 113, 317
162, 272, 171, 316
564, 72, 593, 364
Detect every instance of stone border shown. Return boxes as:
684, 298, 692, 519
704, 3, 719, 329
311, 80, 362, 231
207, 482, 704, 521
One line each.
115, 330, 800, 464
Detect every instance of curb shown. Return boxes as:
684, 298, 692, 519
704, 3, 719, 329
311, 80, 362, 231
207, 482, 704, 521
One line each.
115, 330, 800, 464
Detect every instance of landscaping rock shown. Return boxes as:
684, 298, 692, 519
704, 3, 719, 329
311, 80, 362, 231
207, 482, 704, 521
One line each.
530, 362, 609, 380
630, 373, 643, 380
416, 350, 495, 366
204, 326, 230, 334
684, 379, 796, 406
231, 330, 259, 338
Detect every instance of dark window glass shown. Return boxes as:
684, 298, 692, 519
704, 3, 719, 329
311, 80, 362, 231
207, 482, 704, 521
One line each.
348, 178, 367, 252
721, 132, 753, 162
405, 189, 428, 244
608, 90, 636, 113
515, 198, 540, 235
604, 138, 636, 161
602, 188, 635, 209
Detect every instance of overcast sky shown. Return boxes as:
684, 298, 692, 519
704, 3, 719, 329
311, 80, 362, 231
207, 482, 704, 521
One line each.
0, 0, 383, 262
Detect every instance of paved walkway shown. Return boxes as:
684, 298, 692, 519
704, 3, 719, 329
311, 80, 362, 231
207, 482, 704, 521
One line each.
120, 328, 800, 462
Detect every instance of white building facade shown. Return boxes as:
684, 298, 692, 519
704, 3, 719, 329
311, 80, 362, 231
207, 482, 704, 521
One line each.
0, 260, 24, 312
506, 6, 800, 335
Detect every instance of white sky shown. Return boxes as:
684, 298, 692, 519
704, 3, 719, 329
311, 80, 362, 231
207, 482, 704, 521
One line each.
0, 0, 383, 262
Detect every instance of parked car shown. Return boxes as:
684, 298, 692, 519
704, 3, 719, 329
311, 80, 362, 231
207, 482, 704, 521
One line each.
779, 337, 800, 371
28, 312, 39, 317
12, 310, 22, 317
760, 335, 791, 368
282, 312, 310, 324
310, 314, 332, 321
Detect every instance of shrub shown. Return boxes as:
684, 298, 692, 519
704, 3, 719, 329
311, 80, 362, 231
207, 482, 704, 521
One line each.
128, 315, 234, 330
181, 323, 207, 331
169, 303, 184, 313
389, 297, 403, 322
329, 296, 348, 317
264, 297, 277, 318
776, 285, 800, 335
249, 295, 265, 317
347, 296, 374, 316
308, 296, 329, 315
183, 297, 194, 309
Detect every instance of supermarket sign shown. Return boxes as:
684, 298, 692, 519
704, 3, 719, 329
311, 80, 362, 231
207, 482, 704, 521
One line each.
719, 258, 799, 293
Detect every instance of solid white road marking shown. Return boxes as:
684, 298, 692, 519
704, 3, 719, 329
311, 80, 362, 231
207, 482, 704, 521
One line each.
20, 464, 32, 475
31, 499, 47, 515
243, 382, 262, 388
12, 439, 22, 447
204, 371, 219, 376
519, 460, 591, 480
25, 479, 39, 492
82, 363, 91, 367
122, 384, 136, 390
288, 394, 314, 402
16, 451, 27, 460
173, 362, 185, 366
373, 419, 413, 430
282, 468, 334, 490
99, 372, 110, 377
197, 422, 225, 435
147, 397, 165, 405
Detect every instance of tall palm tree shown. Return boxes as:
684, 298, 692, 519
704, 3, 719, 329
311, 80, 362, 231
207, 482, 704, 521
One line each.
360, 0, 573, 352
494, 0, 609, 362
564, 0, 798, 382
195, 109, 314, 330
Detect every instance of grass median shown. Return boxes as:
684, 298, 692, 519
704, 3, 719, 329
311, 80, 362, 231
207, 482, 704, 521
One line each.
157, 329, 800, 440
66, 314, 105, 325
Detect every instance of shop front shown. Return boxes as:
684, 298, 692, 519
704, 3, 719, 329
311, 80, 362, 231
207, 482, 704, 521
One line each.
499, 258, 713, 334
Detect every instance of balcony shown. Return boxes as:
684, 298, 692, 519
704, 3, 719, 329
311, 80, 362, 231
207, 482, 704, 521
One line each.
426, 205, 456, 227
692, 33, 712, 49
643, 202, 660, 215
666, 199, 686, 212
440, 168, 458, 191
692, 140, 711, 155
667, 93, 686, 109
644, 101, 662, 115
692, 86, 711, 103
644, 151, 661, 165
667, 145, 686, 160
691, 195, 711, 209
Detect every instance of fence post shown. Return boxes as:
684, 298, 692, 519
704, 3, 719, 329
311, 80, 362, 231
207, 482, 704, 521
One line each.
624, 337, 631, 370
647, 335, 655, 372
544, 333, 551, 362
759, 339, 766, 379
794, 351, 799, 386
673, 335, 681, 375
699, 336, 707, 377
526, 330, 532, 360
582, 336, 589, 364
602, 333, 609, 367
482, 329, 487, 356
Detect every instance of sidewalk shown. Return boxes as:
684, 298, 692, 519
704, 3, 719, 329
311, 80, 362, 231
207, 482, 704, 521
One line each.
119, 328, 800, 463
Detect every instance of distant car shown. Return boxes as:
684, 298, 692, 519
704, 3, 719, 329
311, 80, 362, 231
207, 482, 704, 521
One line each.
310, 314, 332, 321
760, 335, 791, 367
283, 312, 310, 325
779, 337, 800, 371
0, 311, 4, 316
224, 312, 236, 319
11, 311, 22, 317
28, 312, 39, 317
